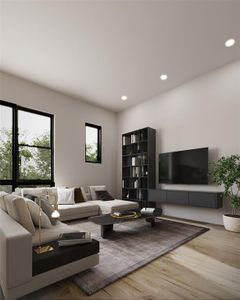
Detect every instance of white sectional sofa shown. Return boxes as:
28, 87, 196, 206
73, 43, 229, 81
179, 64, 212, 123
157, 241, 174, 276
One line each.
0, 194, 99, 300
15, 187, 139, 221
0, 186, 138, 299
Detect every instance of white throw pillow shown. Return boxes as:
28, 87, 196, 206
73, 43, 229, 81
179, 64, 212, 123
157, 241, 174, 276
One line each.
26, 199, 52, 228
0, 192, 8, 212
57, 188, 75, 205
88, 185, 106, 200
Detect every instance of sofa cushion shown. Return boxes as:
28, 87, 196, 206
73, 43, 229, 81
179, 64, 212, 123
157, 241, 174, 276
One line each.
32, 221, 77, 246
4, 194, 20, 221
92, 199, 139, 215
16, 198, 36, 235
3, 194, 35, 234
58, 202, 99, 219
15, 187, 58, 205
35, 197, 57, 225
95, 190, 114, 201
0, 191, 8, 212
80, 187, 92, 201
88, 185, 106, 200
74, 188, 85, 203
58, 188, 75, 205
25, 199, 52, 228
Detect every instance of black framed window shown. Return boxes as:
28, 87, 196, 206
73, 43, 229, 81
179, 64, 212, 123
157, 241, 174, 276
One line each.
85, 123, 102, 163
0, 100, 54, 191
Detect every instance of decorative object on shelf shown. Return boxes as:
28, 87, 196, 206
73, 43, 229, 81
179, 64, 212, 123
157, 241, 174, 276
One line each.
111, 211, 141, 219
212, 155, 240, 232
34, 192, 61, 254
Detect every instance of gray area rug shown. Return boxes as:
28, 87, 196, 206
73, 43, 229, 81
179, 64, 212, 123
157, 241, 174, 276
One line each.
68, 218, 209, 295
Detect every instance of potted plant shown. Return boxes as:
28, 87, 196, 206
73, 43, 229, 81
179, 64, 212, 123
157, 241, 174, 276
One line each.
212, 155, 240, 232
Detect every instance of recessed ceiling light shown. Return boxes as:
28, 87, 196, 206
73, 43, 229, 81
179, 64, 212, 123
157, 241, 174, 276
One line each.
160, 74, 168, 81
121, 95, 127, 101
225, 38, 235, 47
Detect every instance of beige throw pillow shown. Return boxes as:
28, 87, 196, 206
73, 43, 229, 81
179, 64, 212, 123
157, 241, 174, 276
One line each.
80, 187, 89, 201
0, 191, 8, 212
5, 194, 20, 221
16, 198, 36, 235
4, 194, 35, 235
26, 199, 52, 228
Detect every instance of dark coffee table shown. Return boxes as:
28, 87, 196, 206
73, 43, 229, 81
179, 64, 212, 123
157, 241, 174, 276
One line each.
89, 208, 162, 238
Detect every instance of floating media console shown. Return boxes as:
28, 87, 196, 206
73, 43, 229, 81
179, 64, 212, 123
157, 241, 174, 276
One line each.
149, 189, 222, 209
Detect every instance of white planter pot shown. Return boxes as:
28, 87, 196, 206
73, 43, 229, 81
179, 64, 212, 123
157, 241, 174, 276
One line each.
223, 214, 240, 232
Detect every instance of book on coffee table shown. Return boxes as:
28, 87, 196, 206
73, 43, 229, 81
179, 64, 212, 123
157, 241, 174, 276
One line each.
140, 207, 155, 215
58, 232, 92, 247
113, 210, 136, 216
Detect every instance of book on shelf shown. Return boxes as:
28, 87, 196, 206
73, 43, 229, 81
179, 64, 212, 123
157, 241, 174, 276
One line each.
58, 232, 92, 247
131, 134, 136, 143
132, 157, 141, 166
132, 157, 136, 166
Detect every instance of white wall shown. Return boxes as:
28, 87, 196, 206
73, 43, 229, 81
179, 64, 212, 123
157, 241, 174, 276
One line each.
117, 60, 240, 224
0, 71, 118, 195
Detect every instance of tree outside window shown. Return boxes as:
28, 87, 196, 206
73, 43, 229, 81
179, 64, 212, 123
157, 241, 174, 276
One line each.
0, 101, 54, 191
85, 123, 102, 163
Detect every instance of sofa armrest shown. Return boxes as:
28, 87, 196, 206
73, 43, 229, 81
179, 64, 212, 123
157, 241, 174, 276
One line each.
0, 210, 32, 289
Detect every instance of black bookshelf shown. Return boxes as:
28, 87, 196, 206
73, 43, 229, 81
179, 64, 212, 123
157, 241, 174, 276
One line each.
122, 127, 156, 207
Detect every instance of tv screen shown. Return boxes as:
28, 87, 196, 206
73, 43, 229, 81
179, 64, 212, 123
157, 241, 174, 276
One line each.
159, 147, 208, 184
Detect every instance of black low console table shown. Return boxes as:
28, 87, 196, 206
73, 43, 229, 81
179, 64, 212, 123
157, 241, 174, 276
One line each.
32, 239, 99, 276
149, 189, 222, 209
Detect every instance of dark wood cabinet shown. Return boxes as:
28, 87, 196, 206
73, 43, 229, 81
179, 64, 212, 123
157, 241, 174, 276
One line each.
122, 127, 156, 207
149, 189, 222, 209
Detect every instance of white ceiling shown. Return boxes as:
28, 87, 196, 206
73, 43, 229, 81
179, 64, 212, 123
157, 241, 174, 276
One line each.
1, 0, 240, 112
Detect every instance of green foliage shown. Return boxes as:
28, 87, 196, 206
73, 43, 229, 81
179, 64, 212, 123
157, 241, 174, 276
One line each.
212, 155, 240, 215
0, 128, 51, 181
86, 143, 97, 162
0, 128, 12, 179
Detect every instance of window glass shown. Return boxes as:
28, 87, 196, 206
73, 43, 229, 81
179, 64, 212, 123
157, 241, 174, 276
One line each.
19, 146, 51, 180
0, 185, 12, 193
85, 124, 101, 163
18, 110, 50, 147
0, 105, 12, 180
0, 101, 54, 191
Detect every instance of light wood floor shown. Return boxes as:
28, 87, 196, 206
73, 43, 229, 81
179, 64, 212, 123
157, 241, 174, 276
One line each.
23, 218, 240, 300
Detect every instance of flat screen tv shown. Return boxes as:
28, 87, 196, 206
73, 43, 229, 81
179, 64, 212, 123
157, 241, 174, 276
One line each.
159, 147, 208, 184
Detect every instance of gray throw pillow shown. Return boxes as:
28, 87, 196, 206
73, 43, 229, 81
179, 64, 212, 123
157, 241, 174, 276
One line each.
35, 197, 58, 225
95, 190, 114, 201
24, 194, 39, 202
